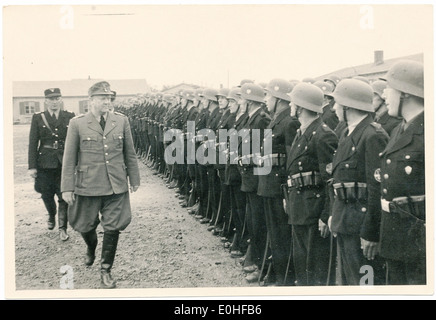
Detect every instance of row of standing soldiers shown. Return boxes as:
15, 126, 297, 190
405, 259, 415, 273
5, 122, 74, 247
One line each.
119, 59, 425, 286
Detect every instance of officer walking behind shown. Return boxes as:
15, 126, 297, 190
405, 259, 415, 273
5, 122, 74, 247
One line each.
258, 79, 299, 286
61, 81, 140, 289
286, 83, 337, 286
378, 60, 426, 285
328, 79, 388, 285
28, 88, 75, 241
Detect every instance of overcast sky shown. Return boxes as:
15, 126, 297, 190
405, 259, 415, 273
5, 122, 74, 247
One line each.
3, 1, 434, 90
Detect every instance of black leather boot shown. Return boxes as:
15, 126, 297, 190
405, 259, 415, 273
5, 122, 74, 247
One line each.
81, 229, 98, 266
100, 231, 119, 289
42, 196, 57, 230
58, 200, 69, 241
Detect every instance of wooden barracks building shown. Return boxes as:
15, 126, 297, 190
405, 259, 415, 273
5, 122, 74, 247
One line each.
13, 78, 150, 124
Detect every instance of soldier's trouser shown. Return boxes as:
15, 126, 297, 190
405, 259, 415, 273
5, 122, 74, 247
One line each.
263, 197, 292, 285
206, 166, 220, 220
336, 233, 385, 286
229, 184, 247, 252
196, 165, 209, 217
245, 192, 267, 269
36, 168, 68, 230
215, 169, 230, 226
386, 257, 426, 285
292, 224, 330, 286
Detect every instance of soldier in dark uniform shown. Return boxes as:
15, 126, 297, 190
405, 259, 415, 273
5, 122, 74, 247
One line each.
328, 79, 389, 285
28, 88, 75, 241
257, 79, 299, 286
236, 83, 271, 283
371, 80, 402, 136
61, 81, 140, 289
285, 83, 337, 286
378, 60, 425, 285
223, 87, 249, 258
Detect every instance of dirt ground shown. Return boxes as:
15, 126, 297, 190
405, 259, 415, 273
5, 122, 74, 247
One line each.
12, 124, 258, 294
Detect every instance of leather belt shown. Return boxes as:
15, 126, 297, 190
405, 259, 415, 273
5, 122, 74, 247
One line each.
333, 182, 368, 202
381, 195, 425, 213
287, 171, 322, 188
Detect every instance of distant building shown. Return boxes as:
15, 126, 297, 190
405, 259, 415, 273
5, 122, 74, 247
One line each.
161, 83, 200, 95
316, 51, 423, 83
13, 78, 150, 123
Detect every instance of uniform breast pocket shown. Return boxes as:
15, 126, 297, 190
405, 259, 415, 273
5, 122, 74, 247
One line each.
336, 160, 358, 178
81, 135, 98, 150
113, 133, 124, 149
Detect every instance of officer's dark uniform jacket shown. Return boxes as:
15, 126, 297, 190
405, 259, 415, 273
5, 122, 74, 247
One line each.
224, 112, 249, 186
257, 107, 299, 198
286, 117, 337, 225
379, 112, 425, 261
214, 108, 233, 170
238, 107, 271, 193
330, 115, 389, 242
374, 107, 402, 137
28, 109, 75, 169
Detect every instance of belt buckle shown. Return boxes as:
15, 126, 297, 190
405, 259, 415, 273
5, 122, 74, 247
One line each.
381, 198, 390, 212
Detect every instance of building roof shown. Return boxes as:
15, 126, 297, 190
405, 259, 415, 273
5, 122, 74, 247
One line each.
161, 83, 200, 94
13, 78, 150, 98
316, 53, 423, 81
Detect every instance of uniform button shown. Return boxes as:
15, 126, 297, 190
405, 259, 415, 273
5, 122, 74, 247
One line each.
104, 145, 108, 148
299, 166, 303, 171
87, 138, 91, 140
103, 137, 106, 140
55, 128, 58, 131
313, 131, 316, 135
304, 146, 308, 150
384, 174, 389, 179
352, 147, 355, 151
386, 159, 391, 164
106, 161, 109, 164
405, 155, 411, 160
297, 191, 300, 195
361, 207, 367, 213
298, 161, 302, 165
297, 144, 300, 148
379, 152, 383, 157
383, 189, 387, 194
316, 194, 321, 198
345, 164, 350, 168
105, 153, 108, 156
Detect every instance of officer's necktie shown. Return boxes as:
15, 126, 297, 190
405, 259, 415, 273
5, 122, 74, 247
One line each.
100, 116, 106, 130
52, 113, 57, 121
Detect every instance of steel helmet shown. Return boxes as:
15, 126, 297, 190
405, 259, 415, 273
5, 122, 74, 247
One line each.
290, 82, 324, 113
324, 75, 341, 90
194, 88, 203, 99
371, 80, 387, 98
302, 77, 316, 84
266, 78, 294, 102
313, 81, 334, 96
240, 83, 265, 103
182, 89, 195, 101
199, 88, 218, 102
332, 79, 374, 112
258, 82, 268, 89
238, 79, 254, 87
352, 76, 370, 84
155, 93, 163, 100
381, 60, 424, 98
163, 94, 174, 103
227, 87, 241, 101
216, 88, 230, 98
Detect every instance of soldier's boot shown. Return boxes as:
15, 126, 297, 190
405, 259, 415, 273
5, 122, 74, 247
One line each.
81, 229, 98, 266
42, 196, 57, 230
100, 230, 119, 289
58, 200, 69, 241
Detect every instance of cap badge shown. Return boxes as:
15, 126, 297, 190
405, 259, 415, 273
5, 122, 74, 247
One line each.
405, 166, 412, 175
274, 86, 279, 91
246, 89, 251, 94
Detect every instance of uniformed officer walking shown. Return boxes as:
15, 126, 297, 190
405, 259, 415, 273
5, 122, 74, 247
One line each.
286, 82, 337, 286
378, 60, 426, 285
328, 79, 389, 285
61, 81, 140, 289
28, 88, 75, 241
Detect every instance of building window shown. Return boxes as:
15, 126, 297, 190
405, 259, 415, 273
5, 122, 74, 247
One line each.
79, 100, 89, 114
19, 101, 40, 115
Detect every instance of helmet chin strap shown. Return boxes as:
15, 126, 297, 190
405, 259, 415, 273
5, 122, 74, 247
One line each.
343, 106, 349, 127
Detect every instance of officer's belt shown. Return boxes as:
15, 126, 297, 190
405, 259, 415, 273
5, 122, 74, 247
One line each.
255, 153, 286, 167
381, 196, 425, 222
287, 171, 322, 189
333, 182, 367, 202
42, 142, 63, 150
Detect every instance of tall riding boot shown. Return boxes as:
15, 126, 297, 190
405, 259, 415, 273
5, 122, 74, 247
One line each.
100, 230, 120, 289
42, 196, 56, 230
81, 229, 98, 266
58, 200, 69, 241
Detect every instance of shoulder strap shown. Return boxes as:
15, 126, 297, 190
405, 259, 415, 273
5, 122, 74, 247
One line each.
40, 113, 54, 134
